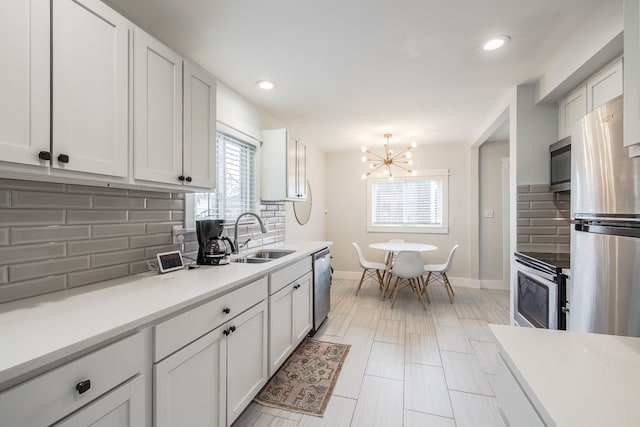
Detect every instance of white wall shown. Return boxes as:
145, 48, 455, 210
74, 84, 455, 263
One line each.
479, 140, 509, 282
326, 143, 471, 283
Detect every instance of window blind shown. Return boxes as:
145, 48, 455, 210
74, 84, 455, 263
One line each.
371, 178, 443, 226
194, 133, 256, 221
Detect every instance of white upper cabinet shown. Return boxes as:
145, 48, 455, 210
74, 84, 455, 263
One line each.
586, 58, 623, 112
183, 60, 217, 189
261, 128, 307, 201
0, 0, 50, 167
53, 0, 130, 177
558, 58, 623, 140
134, 28, 184, 185
624, 0, 640, 153
558, 86, 587, 139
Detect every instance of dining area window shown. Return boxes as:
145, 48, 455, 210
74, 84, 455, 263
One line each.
366, 169, 449, 233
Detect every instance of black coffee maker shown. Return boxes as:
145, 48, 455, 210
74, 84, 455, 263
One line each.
196, 219, 235, 265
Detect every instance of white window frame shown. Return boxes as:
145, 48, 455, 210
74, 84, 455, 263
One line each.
366, 169, 449, 234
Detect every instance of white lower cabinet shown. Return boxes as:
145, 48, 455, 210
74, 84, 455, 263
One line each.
226, 300, 269, 424
269, 271, 313, 376
53, 375, 146, 427
0, 331, 149, 427
494, 353, 544, 427
153, 278, 268, 427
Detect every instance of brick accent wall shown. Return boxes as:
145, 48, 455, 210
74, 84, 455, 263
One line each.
0, 178, 285, 304
517, 184, 570, 253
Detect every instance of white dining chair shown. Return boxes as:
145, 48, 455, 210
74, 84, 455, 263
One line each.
390, 251, 427, 310
352, 242, 386, 298
423, 244, 459, 304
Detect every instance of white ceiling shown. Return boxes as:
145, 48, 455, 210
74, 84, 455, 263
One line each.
105, 0, 621, 152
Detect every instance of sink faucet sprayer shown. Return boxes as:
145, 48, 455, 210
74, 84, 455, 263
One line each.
233, 212, 267, 254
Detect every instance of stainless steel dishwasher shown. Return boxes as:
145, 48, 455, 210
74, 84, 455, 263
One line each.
310, 247, 331, 335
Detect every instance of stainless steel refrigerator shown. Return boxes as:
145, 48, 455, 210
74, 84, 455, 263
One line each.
570, 95, 640, 337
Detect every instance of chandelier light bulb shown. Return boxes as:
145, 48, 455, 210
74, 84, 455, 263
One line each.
405, 152, 412, 159
389, 149, 394, 155
411, 141, 417, 148
361, 174, 367, 180
411, 170, 417, 176
361, 146, 367, 152
408, 160, 413, 165
369, 163, 375, 169
361, 155, 367, 162
383, 168, 389, 175
389, 176, 394, 181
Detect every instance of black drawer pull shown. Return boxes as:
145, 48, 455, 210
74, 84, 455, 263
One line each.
57, 154, 70, 163
229, 326, 236, 333
223, 328, 230, 336
222, 307, 231, 314
76, 379, 91, 394
38, 151, 51, 161
185, 176, 192, 182
178, 175, 185, 181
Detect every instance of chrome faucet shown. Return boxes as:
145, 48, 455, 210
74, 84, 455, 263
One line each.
233, 212, 267, 254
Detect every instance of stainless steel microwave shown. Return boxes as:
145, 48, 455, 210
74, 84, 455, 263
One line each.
550, 136, 571, 192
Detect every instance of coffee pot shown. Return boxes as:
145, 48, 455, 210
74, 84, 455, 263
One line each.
196, 219, 236, 265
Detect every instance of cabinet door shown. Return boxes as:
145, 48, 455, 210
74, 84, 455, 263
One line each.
286, 133, 298, 199
53, 0, 130, 177
292, 272, 313, 344
586, 58, 623, 112
226, 300, 268, 426
53, 375, 146, 427
134, 28, 183, 185
0, 0, 49, 166
269, 284, 294, 375
183, 60, 216, 189
558, 85, 587, 139
297, 142, 307, 199
154, 327, 226, 427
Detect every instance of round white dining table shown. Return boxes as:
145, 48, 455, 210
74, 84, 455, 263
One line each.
369, 242, 437, 252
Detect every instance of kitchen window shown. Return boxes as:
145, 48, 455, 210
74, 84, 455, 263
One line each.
193, 132, 257, 221
366, 169, 449, 233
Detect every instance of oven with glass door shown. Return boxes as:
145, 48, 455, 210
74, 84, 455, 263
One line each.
514, 252, 568, 330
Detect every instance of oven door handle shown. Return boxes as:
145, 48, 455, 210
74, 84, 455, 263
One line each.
515, 258, 556, 282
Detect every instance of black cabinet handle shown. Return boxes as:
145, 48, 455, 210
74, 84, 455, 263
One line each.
38, 151, 51, 161
178, 175, 185, 181
293, 284, 300, 290
57, 154, 69, 163
223, 328, 230, 336
222, 307, 231, 314
76, 380, 91, 394
229, 326, 236, 333
185, 176, 192, 182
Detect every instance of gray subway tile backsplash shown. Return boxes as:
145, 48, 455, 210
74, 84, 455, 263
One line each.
12, 191, 91, 209
0, 178, 286, 304
11, 225, 92, 244
67, 264, 130, 288
517, 184, 570, 253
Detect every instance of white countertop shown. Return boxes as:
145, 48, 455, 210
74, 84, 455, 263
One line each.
0, 241, 331, 388
490, 325, 640, 427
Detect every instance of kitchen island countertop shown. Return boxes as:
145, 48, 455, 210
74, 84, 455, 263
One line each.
0, 241, 331, 389
490, 324, 640, 426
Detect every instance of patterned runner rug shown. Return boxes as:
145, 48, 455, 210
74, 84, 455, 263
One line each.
254, 338, 351, 416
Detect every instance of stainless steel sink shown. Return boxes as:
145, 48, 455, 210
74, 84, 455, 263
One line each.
230, 257, 272, 264
251, 249, 295, 259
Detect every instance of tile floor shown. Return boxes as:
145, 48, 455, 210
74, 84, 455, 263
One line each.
232, 276, 510, 427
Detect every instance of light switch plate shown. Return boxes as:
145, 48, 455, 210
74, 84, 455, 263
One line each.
483, 209, 495, 218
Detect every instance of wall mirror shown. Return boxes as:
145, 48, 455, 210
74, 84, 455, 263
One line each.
293, 181, 312, 225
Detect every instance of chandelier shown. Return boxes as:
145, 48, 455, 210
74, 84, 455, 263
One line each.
361, 133, 417, 180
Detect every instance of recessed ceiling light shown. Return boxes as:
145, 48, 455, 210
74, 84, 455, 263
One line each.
256, 80, 275, 90
483, 36, 511, 51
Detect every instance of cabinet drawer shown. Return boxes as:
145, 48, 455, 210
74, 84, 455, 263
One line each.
494, 353, 544, 427
0, 332, 145, 427
154, 276, 268, 361
270, 257, 312, 295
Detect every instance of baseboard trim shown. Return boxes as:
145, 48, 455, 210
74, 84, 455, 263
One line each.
333, 271, 506, 290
